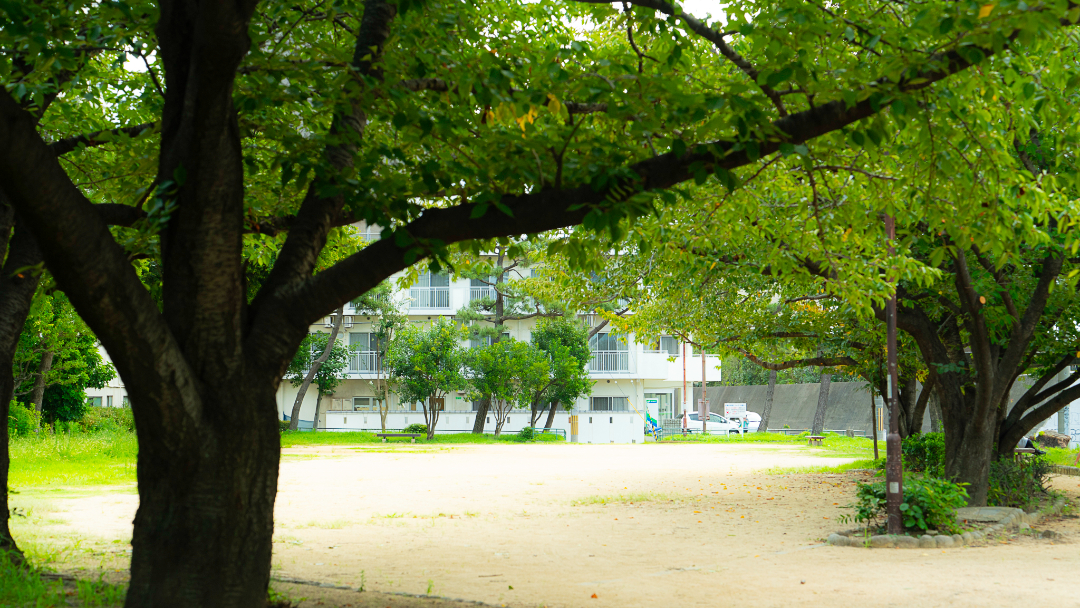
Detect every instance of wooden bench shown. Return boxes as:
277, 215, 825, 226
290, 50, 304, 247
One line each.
376, 433, 422, 443
1013, 447, 1038, 462
807, 435, 825, 447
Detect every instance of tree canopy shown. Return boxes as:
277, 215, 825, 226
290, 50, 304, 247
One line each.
3, 0, 1080, 602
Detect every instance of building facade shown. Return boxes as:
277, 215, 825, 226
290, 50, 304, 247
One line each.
278, 270, 722, 444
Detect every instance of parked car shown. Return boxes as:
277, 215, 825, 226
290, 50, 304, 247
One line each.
684, 411, 741, 435
727, 412, 762, 433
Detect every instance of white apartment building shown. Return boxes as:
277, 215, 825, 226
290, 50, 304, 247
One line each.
278, 269, 722, 444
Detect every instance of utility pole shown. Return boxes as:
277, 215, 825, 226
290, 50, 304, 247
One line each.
700, 343, 707, 435
682, 341, 687, 420
885, 214, 904, 534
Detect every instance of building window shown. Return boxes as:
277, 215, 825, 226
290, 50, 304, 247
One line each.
353, 397, 376, 411
106, 395, 113, 407
349, 332, 383, 372
649, 336, 680, 356
469, 277, 496, 303
469, 332, 509, 349
122, 396, 130, 408
589, 333, 629, 372
87, 396, 103, 407
409, 271, 450, 308
591, 397, 629, 411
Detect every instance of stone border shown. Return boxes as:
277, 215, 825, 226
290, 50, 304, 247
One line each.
827, 496, 1067, 549
1050, 465, 1080, 477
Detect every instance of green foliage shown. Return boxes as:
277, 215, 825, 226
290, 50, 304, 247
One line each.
403, 423, 428, 435
9, 431, 138, 487
386, 318, 468, 408
987, 456, 1052, 508
530, 317, 592, 408
517, 427, 535, 441
7, 400, 39, 437
15, 293, 115, 400
465, 336, 547, 435
278, 420, 291, 434
902, 433, 946, 478
842, 477, 969, 534
719, 356, 823, 385
0, 550, 127, 606
40, 383, 87, 424
285, 332, 349, 397
77, 406, 134, 433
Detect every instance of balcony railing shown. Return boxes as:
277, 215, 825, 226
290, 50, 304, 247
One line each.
409, 287, 449, 308
349, 351, 381, 373
589, 350, 629, 372
469, 286, 496, 302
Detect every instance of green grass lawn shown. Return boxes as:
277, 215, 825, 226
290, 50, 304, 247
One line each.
9, 431, 137, 488
280, 430, 565, 447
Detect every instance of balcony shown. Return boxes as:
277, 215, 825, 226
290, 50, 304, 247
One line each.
409, 287, 449, 308
469, 286, 496, 303
589, 350, 629, 372
349, 351, 381, 373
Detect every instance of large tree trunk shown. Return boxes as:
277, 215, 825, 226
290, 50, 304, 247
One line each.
937, 377, 993, 505
544, 400, 559, 430
126, 385, 280, 607
422, 397, 439, 440
288, 307, 344, 430
29, 350, 53, 421
758, 369, 776, 433
811, 370, 831, 435
0, 217, 43, 565
472, 397, 490, 434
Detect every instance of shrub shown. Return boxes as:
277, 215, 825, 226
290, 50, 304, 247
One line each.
901, 432, 945, 477
403, 423, 428, 435
78, 406, 135, 433
279, 420, 291, 433
988, 456, 1051, 508
841, 476, 969, 534
8, 401, 39, 437
517, 427, 535, 441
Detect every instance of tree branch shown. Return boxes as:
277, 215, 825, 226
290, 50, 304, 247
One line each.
48, 123, 157, 156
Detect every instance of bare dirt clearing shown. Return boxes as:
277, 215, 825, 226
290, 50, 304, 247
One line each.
16, 442, 1080, 607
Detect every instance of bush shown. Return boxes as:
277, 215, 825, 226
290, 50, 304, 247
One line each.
403, 423, 428, 435
279, 420, 291, 433
40, 384, 88, 423
7, 401, 39, 437
517, 427, 535, 441
988, 456, 1051, 508
841, 476, 969, 534
78, 406, 135, 433
902, 432, 945, 477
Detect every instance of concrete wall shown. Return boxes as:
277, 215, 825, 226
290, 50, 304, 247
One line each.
693, 382, 923, 435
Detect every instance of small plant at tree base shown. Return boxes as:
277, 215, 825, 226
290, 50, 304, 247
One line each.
403, 423, 428, 435
840, 477, 969, 534
988, 455, 1051, 508
901, 432, 946, 477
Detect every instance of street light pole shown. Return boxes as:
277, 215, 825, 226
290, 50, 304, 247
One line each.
885, 214, 904, 534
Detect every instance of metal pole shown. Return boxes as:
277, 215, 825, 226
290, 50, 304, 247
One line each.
885, 214, 904, 534
682, 341, 687, 421
701, 345, 707, 435
870, 388, 879, 460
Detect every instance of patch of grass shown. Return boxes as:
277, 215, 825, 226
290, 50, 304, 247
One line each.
664, 432, 875, 457
0, 551, 127, 607
9, 431, 137, 488
280, 430, 565, 447
762, 458, 877, 475
1043, 446, 1080, 467
570, 491, 679, 506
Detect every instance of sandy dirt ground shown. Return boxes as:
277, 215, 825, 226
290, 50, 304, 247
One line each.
14, 442, 1080, 607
